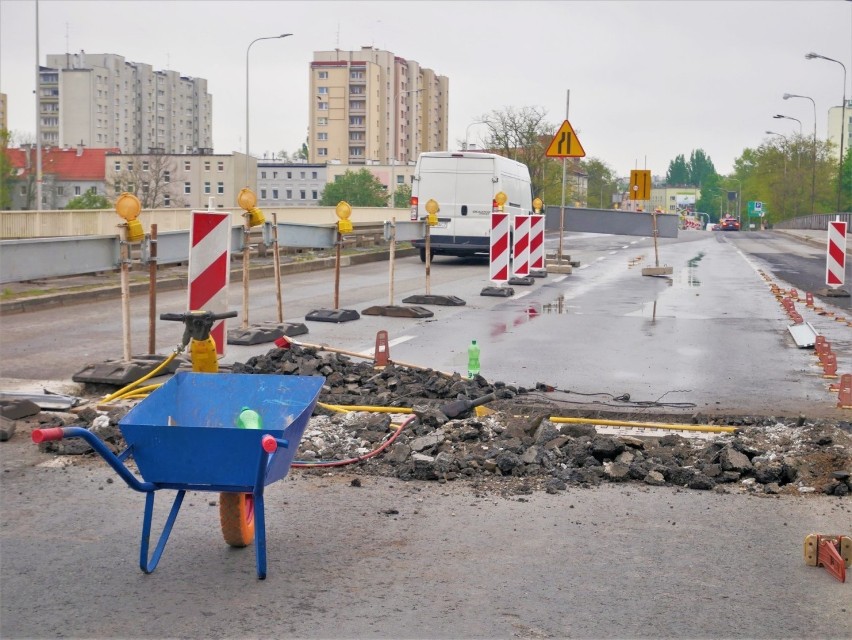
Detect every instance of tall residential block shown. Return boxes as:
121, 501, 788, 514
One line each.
827, 100, 851, 162
308, 47, 448, 166
38, 51, 212, 154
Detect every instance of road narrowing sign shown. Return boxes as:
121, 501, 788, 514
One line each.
545, 120, 586, 158
629, 170, 652, 201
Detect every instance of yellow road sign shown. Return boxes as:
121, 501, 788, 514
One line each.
545, 120, 586, 158
629, 169, 651, 200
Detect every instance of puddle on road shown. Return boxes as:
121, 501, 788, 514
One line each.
678, 252, 705, 288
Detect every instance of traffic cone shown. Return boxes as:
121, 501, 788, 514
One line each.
805, 292, 814, 308
790, 289, 799, 300
374, 330, 390, 367
822, 353, 838, 378
837, 374, 852, 409
814, 336, 827, 357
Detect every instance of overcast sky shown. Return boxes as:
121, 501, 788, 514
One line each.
1, 0, 850, 177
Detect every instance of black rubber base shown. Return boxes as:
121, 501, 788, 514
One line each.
305, 308, 361, 323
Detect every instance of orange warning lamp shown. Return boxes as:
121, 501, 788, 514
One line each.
335, 201, 353, 234
494, 191, 507, 212
237, 187, 265, 227
533, 197, 543, 214
425, 199, 439, 226
115, 192, 144, 242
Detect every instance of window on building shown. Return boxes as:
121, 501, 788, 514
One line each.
312, 171, 318, 179
312, 190, 318, 199
184, 182, 191, 194
217, 161, 224, 171
114, 161, 122, 171
217, 182, 224, 195
204, 161, 210, 171
273, 171, 278, 178
286, 189, 292, 199
349, 147, 364, 156
300, 190, 306, 199
204, 182, 211, 194
184, 160, 191, 171
260, 189, 267, 199
19, 186, 25, 196
317, 102, 329, 111
349, 100, 365, 110
74, 186, 81, 195
142, 160, 149, 171
300, 171, 305, 179
287, 172, 292, 179
318, 86, 328, 94
164, 171, 170, 183
318, 132, 328, 141
317, 117, 328, 126
57, 186, 64, 196
272, 189, 279, 199
318, 71, 328, 79
397, 175, 405, 184
261, 171, 266, 179
114, 184, 122, 196
127, 161, 134, 171
164, 194, 171, 207
89, 186, 97, 194
318, 148, 328, 157
142, 182, 149, 194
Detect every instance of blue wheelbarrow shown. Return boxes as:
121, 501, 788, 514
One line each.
32, 372, 324, 579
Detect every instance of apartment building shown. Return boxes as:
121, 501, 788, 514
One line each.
38, 51, 212, 155
6, 144, 118, 210
257, 162, 327, 208
104, 152, 251, 210
308, 47, 448, 166
827, 100, 851, 162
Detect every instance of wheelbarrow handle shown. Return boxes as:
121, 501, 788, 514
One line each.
31, 427, 66, 443
261, 435, 289, 453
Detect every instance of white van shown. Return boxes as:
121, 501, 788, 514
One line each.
409, 151, 534, 262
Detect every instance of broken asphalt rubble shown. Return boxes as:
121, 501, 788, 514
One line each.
11, 343, 852, 498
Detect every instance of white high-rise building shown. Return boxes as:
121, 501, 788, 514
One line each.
827, 100, 851, 162
38, 51, 212, 154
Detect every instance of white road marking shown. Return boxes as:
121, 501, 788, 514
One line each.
512, 291, 532, 300
361, 334, 415, 357
609, 251, 618, 255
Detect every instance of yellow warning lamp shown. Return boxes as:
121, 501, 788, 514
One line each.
115, 192, 144, 242
494, 191, 508, 212
237, 187, 265, 227
532, 197, 543, 214
425, 198, 439, 226
335, 201, 353, 234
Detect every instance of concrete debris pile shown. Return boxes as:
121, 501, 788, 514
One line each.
19, 344, 852, 497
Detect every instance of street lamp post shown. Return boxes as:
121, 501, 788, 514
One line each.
464, 119, 490, 151
783, 93, 817, 214
806, 52, 847, 212
767, 131, 789, 217
245, 33, 292, 186
389, 88, 422, 206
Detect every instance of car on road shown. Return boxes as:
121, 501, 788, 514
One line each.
720, 218, 740, 231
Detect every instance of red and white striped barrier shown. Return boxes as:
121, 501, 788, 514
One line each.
188, 211, 232, 355
826, 220, 847, 287
529, 214, 545, 271
489, 212, 510, 283
512, 214, 531, 277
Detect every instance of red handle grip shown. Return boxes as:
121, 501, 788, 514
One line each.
261, 435, 278, 453
32, 428, 65, 443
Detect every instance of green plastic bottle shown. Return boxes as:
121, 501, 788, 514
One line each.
236, 407, 262, 429
467, 340, 480, 378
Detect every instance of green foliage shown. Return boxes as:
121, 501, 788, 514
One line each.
666, 154, 689, 185
319, 169, 388, 207
64, 190, 112, 209
0, 129, 16, 209
839, 146, 852, 212
580, 157, 618, 208
688, 149, 716, 186
392, 183, 411, 208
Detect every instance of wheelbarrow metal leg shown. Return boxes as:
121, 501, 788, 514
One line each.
254, 492, 267, 580
140, 490, 185, 574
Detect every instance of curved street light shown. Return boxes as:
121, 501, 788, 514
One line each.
774, 114, 803, 170
464, 119, 491, 151
805, 52, 847, 212
767, 131, 789, 217
783, 93, 817, 215
246, 33, 292, 185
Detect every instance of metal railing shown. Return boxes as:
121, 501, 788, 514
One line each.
773, 212, 851, 230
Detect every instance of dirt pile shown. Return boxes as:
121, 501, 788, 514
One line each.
22, 344, 852, 497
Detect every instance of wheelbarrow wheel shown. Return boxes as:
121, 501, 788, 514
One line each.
219, 492, 255, 547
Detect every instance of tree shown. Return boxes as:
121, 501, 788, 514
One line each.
666, 154, 689, 185
478, 106, 558, 199
580, 157, 618, 209
393, 183, 411, 208
64, 189, 112, 209
0, 129, 16, 209
687, 149, 716, 187
319, 169, 388, 207
105, 154, 178, 209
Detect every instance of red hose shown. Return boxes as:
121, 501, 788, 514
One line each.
291, 414, 416, 469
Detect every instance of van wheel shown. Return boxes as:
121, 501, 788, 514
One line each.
419, 248, 433, 263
